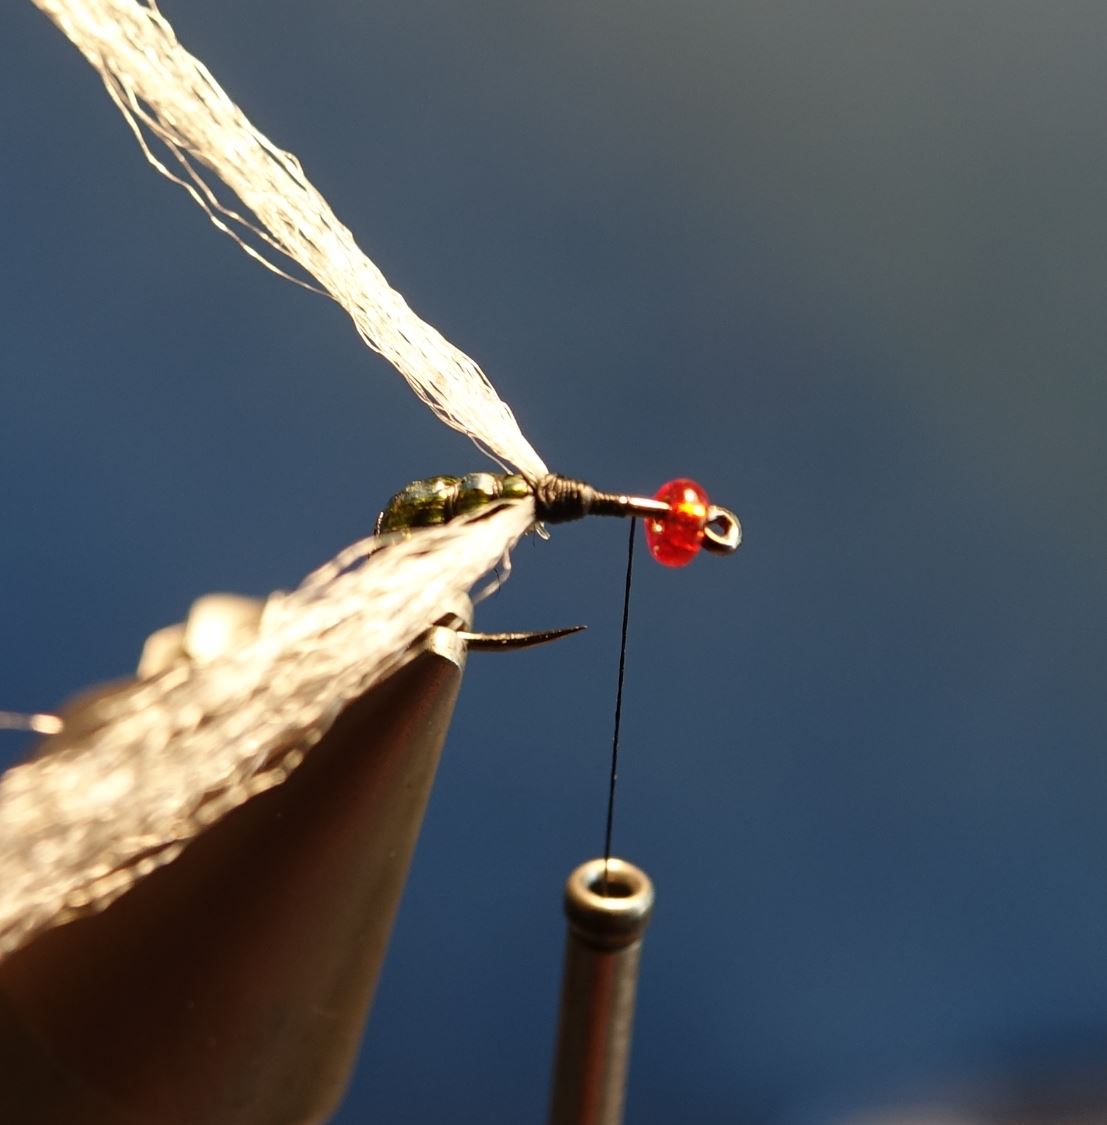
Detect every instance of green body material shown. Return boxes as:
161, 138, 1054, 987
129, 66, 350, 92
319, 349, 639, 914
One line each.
376, 473, 532, 535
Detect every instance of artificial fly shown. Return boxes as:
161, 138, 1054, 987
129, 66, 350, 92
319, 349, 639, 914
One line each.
377, 472, 742, 566
1, 0, 745, 962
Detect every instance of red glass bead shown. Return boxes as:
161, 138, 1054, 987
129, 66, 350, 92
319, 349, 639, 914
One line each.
644, 478, 709, 567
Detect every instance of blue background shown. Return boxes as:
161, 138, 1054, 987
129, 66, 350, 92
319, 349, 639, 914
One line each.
4, 2, 1107, 1122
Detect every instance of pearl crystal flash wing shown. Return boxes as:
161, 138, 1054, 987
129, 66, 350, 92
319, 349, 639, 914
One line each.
30, 0, 547, 478
1, 0, 546, 958
0, 506, 536, 958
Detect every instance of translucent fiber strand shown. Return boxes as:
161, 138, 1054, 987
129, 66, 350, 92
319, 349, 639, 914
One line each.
0, 502, 535, 958
30, 0, 548, 478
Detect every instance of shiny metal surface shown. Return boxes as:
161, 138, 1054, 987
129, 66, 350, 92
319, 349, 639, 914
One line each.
0, 607, 466, 1124
548, 857, 655, 1125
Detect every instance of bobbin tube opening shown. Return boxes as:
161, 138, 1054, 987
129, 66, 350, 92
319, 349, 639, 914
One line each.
563, 858, 655, 950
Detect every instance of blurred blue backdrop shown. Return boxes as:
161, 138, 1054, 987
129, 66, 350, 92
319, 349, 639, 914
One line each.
4, 2, 1107, 1122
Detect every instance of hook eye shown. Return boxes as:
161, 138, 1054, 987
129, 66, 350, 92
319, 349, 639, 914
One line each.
701, 505, 742, 554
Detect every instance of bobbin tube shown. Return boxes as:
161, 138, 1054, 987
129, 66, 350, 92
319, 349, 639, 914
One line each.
547, 857, 655, 1125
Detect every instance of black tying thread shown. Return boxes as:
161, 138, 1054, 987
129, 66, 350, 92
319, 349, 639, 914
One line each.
531, 474, 597, 523
602, 518, 636, 894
